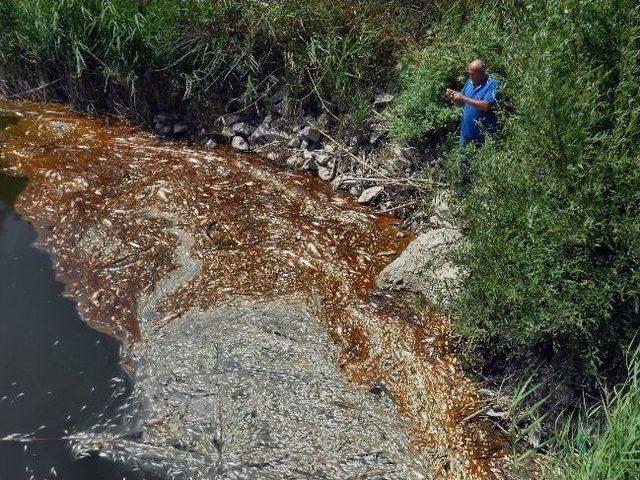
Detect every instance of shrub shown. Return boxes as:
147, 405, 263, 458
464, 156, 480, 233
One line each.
451, 0, 640, 383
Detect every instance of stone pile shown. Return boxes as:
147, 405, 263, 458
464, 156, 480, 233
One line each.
150, 91, 427, 216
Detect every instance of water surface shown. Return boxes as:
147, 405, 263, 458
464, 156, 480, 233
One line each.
0, 115, 141, 479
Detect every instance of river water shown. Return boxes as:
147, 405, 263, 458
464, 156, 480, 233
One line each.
0, 112, 141, 479
0, 100, 508, 479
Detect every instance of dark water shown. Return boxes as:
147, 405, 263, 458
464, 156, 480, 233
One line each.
0, 116, 142, 479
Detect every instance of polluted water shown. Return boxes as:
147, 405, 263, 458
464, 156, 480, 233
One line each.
0, 100, 510, 479
0, 110, 144, 479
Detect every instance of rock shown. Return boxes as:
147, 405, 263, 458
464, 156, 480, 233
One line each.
220, 113, 241, 127
221, 126, 235, 138
300, 126, 322, 143
160, 125, 172, 135
357, 186, 384, 204
266, 152, 279, 162
204, 139, 217, 149
374, 93, 394, 108
260, 114, 273, 127
173, 123, 188, 135
231, 136, 249, 151
286, 155, 304, 168
300, 139, 312, 150
375, 228, 463, 307
349, 185, 363, 196
317, 166, 333, 181
287, 137, 301, 149
231, 121, 255, 137
250, 125, 288, 143
302, 154, 318, 172
314, 152, 331, 167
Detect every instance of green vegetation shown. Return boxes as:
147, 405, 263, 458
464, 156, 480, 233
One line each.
2, 0, 639, 476
387, 0, 640, 386
0, 0, 425, 124
549, 348, 640, 479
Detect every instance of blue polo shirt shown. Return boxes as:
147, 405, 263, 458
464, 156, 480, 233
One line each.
460, 76, 499, 140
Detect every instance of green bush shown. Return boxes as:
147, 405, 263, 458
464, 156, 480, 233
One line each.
451, 0, 640, 382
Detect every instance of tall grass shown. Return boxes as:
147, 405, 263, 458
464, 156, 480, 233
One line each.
549, 348, 640, 479
0, 0, 426, 126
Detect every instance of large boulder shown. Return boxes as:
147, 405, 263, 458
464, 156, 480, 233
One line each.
375, 228, 463, 307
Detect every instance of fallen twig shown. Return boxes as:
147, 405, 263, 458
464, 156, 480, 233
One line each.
378, 200, 419, 214
9, 78, 62, 98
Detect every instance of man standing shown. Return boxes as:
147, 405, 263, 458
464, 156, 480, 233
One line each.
447, 59, 499, 147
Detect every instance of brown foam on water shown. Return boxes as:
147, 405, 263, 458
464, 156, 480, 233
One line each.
0, 100, 509, 479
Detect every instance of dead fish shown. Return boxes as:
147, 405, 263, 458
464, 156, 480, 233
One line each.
156, 311, 181, 325
299, 258, 318, 271
306, 242, 321, 258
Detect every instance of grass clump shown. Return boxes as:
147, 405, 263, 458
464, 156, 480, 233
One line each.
549, 348, 640, 479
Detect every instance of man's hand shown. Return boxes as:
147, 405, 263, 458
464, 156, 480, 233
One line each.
446, 88, 490, 111
446, 88, 463, 104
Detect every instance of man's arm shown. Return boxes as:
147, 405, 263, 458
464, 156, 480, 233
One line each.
451, 92, 490, 111
447, 80, 498, 111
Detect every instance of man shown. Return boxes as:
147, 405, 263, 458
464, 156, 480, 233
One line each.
447, 59, 499, 147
